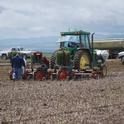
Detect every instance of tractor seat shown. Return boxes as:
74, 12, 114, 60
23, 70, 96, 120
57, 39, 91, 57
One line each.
68, 42, 78, 48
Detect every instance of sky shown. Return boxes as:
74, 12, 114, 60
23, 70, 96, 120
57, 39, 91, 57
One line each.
0, 0, 124, 39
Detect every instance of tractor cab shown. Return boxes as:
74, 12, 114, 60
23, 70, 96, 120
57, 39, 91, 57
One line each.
55, 31, 92, 65
58, 31, 91, 50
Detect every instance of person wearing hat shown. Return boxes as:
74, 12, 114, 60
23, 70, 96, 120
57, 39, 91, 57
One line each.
11, 53, 25, 80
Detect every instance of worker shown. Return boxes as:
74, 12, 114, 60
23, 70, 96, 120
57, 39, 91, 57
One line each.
11, 53, 25, 80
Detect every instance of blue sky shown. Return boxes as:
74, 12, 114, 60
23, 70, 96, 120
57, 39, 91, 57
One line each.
0, 0, 124, 39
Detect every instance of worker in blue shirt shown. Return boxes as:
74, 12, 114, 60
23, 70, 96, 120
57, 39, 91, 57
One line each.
11, 53, 25, 80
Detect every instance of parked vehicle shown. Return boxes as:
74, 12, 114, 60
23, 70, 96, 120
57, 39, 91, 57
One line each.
49, 30, 108, 80
118, 51, 124, 64
0, 47, 34, 59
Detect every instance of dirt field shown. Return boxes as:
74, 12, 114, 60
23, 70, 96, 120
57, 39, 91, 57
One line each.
0, 59, 124, 124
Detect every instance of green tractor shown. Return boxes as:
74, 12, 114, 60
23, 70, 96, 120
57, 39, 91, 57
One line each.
50, 30, 107, 79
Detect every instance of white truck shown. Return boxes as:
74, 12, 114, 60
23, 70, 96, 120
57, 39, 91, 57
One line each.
0, 47, 34, 59
118, 51, 124, 65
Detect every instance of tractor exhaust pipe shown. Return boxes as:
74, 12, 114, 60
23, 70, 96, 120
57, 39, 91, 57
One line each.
91, 33, 95, 65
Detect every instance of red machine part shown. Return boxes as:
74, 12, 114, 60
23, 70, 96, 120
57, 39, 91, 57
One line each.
58, 68, 69, 80
42, 56, 49, 67
92, 70, 98, 79
34, 70, 46, 81
32, 52, 49, 66
33, 52, 43, 60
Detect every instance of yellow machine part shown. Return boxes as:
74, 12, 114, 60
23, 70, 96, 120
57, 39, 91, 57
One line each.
79, 52, 90, 70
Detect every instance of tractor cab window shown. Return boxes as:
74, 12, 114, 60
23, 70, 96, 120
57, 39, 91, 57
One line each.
58, 35, 90, 49
81, 35, 90, 49
58, 35, 80, 48
59, 35, 80, 43
63, 42, 68, 47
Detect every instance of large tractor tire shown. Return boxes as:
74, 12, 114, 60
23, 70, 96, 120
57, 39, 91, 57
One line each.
74, 50, 91, 70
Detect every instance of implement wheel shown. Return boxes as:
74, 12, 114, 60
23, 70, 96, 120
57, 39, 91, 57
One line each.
58, 69, 68, 80
101, 65, 107, 77
34, 70, 46, 81
74, 50, 91, 70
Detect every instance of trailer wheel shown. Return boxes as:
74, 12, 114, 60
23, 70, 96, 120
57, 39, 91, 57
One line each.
74, 50, 91, 70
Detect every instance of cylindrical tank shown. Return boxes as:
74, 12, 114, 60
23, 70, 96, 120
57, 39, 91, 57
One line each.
64, 50, 70, 66
56, 50, 70, 66
56, 50, 64, 65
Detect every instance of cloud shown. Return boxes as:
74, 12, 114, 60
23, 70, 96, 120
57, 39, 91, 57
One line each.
0, 0, 124, 38
0, 5, 7, 14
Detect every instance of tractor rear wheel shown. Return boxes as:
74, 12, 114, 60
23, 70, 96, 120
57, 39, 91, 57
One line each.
74, 50, 91, 70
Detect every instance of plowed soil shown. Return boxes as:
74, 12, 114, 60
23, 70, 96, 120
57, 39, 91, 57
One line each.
0, 59, 124, 124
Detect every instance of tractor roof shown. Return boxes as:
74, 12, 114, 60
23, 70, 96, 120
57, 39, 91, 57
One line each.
61, 30, 90, 36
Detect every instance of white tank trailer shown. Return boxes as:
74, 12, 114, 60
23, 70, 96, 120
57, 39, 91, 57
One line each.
94, 39, 124, 59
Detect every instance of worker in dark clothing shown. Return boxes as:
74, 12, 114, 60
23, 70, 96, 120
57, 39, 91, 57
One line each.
11, 54, 25, 80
